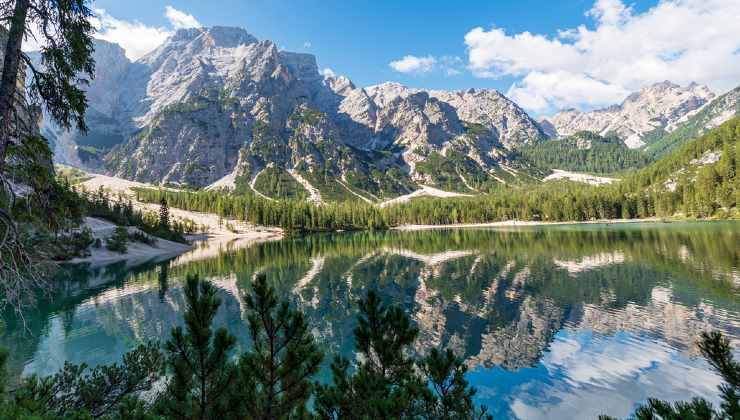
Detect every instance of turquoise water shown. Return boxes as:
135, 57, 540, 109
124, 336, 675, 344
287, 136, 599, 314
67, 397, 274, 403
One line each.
2, 222, 739, 419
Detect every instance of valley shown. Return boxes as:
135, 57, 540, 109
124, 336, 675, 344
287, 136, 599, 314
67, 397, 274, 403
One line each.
1, 4, 739, 419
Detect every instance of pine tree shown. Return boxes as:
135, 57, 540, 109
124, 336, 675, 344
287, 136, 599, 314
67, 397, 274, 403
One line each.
105, 225, 129, 253
0, 343, 163, 418
419, 349, 492, 419
314, 291, 426, 418
159, 274, 238, 419
159, 197, 170, 230
0, 0, 95, 172
314, 291, 492, 419
235, 274, 323, 419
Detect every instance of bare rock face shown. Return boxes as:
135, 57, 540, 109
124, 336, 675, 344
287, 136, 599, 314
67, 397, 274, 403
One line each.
106, 27, 329, 185
42, 26, 547, 195
336, 83, 544, 152
334, 82, 544, 180
544, 81, 715, 148
323, 75, 355, 97
428, 88, 544, 149
35, 39, 138, 168
672, 86, 740, 133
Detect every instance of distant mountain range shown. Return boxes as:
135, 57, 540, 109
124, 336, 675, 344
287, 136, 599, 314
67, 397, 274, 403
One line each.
39, 26, 740, 200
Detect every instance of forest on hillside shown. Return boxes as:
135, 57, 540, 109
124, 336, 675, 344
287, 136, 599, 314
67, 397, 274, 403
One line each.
130, 118, 740, 232
515, 131, 652, 174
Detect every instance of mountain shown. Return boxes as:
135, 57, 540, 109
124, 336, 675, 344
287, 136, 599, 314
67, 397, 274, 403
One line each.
45, 27, 546, 199
543, 82, 715, 148
41, 27, 732, 202
516, 131, 651, 175
37, 39, 139, 168
644, 86, 740, 158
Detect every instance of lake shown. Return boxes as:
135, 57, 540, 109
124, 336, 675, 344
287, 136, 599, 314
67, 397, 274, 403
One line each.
2, 221, 739, 419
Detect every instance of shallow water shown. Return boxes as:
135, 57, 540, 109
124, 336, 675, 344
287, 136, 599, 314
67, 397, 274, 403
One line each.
2, 221, 739, 419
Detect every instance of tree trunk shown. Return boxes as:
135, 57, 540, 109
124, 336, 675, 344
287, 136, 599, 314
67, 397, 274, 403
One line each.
0, 0, 30, 173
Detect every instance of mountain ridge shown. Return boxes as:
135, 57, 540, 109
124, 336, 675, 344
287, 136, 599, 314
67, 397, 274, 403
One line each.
542, 81, 716, 149
39, 26, 740, 202
46, 27, 546, 198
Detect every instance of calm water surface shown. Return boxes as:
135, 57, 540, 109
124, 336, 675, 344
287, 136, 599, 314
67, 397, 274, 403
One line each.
2, 222, 739, 419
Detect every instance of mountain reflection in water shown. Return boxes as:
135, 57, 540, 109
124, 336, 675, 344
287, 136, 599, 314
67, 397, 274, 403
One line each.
2, 222, 739, 419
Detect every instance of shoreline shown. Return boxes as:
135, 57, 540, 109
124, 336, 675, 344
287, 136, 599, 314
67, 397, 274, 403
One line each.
392, 217, 671, 231
69, 217, 283, 268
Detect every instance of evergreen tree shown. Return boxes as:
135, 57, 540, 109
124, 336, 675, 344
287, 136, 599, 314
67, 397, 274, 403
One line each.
235, 274, 323, 419
419, 349, 491, 419
0, 0, 95, 171
105, 226, 129, 254
159, 197, 170, 230
314, 291, 490, 419
157, 262, 170, 302
105, 225, 128, 253
0, 0, 95, 292
158, 274, 238, 420
0, 342, 163, 418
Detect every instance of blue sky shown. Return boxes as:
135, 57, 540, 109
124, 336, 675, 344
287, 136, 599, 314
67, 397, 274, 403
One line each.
85, 0, 740, 115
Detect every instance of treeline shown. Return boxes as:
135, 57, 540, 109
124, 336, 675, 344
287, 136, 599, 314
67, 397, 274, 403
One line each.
516, 131, 651, 174
133, 118, 739, 231
133, 188, 387, 231
393, 118, 738, 223
78, 184, 189, 243
0, 275, 492, 419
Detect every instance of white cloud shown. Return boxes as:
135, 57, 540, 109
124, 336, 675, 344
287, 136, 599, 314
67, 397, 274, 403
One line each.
586, 0, 632, 26
464, 0, 740, 113
321, 68, 336, 78
389, 55, 437, 74
164, 6, 201, 30
508, 71, 630, 113
92, 9, 172, 60
303, 41, 312, 49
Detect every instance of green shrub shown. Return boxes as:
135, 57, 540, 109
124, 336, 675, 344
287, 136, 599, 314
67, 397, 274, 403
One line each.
105, 226, 128, 253
128, 230, 155, 246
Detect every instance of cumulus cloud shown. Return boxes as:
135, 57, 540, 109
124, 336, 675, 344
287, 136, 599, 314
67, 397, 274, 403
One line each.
23, 7, 200, 56
91, 9, 173, 60
508, 71, 630, 113
164, 6, 201, 29
465, 0, 740, 113
389, 55, 437, 74
85, 6, 202, 61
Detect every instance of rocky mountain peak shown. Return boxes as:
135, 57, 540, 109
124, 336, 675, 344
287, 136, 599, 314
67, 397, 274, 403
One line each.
427, 88, 544, 149
278, 51, 320, 82
169, 26, 258, 48
92, 38, 130, 64
626, 80, 713, 104
323, 75, 355, 96
139, 26, 259, 70
545, 81, 715, 148
46, 26, 546, 194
